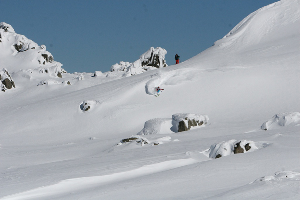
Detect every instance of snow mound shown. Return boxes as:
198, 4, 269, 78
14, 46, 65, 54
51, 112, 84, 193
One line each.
110, 47, 167, 77
254, 171, 300, 183
261, 112, 300, 130
138, 113, 208, 135
204, 140, 259, 159
138, 118, 173, 135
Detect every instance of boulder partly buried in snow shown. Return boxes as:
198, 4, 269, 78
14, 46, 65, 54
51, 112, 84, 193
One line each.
79, 100, 99, 112
204, 140, 258, 159
138, 113, 209, 135
261, 112, 300, 130
171, 113, 209, 133
0, 68, 15, 92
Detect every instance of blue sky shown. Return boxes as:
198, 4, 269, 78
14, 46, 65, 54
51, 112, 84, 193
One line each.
1, 0, 276, 73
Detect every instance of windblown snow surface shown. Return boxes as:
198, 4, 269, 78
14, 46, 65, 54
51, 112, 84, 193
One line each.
1, 0, 300, 199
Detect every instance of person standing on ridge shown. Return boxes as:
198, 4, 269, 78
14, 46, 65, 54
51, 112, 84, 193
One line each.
175, 54, 180, 64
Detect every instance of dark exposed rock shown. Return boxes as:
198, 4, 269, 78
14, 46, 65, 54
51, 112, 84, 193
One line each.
234, 141, 244, 154
1, 69, 15, 92
178, 119, 206, 132
2, 78, 15, 89
42, 54, 54, 63
216, 154, 222, 159
57, 72, 62, 78
245, 143, 251, 151
178, 121, 189, 132
121, 137, 138, 143
14, 44, 23, 52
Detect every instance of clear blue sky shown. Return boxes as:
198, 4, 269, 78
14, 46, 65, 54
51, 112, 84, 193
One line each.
1, 0, 276, 73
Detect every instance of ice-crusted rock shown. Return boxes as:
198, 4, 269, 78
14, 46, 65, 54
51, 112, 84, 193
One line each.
261, 112, 300, 130
172, 113, 209, 132
110, 47, 167, 77
0, 68, 15, 92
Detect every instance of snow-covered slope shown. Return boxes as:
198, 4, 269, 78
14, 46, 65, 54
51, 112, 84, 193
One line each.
0, 0, 300, 199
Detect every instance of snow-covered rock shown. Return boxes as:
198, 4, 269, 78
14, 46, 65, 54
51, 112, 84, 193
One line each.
261, 112, 300, 130
138, 113, 208, 135
110, 47, 167, 77
0, 68, 15, 92
79, 100, 99, 112
0, 22, 65, 79
140, 47, 167, 68
204, 140, 258, 159
171, 113, 209, 132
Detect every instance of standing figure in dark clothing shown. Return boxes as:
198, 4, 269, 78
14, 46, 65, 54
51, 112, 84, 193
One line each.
175, 54, 180, 64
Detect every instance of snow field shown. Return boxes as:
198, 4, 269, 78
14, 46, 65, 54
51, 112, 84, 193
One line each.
1, 0, 300, 199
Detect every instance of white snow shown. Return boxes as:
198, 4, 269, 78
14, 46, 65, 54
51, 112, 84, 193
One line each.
1, 0, 300, 199
261, 112, 300, 130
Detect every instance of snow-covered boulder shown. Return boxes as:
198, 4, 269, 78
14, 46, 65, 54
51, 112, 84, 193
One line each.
204, 140, 258, 159
138, 113, 209, 135
137, 118, 173, 135
171, 113, 209, 132
93, 71, 104, 77
79, 100, 100, 112
140, 47, 167, 68
0, 68, 15, 92
261, 112, 300, 130
110, 47, 167, 77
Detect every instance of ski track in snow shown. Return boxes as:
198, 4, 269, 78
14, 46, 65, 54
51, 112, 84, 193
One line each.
0, 157, 202, 200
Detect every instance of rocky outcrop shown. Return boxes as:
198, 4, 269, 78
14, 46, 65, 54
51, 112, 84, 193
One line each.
110, 47, 167, 77
172, 113, 209, 133
1, 69, 15, 92
205, 140, 256, 159
138, 113, 209, 135
140, 47, 167, 68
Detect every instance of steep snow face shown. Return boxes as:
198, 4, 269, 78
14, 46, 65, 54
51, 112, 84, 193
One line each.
185, 0, 300, 70
216, 0, 300, 48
